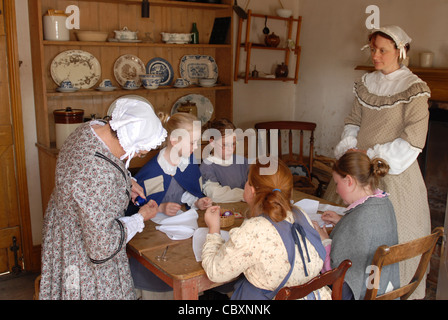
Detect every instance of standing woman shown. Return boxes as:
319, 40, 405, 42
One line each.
39, 98, 167, 299
324, 26, 431, 299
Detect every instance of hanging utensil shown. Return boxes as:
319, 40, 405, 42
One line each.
263, 16, 270, 34
233, 0, 247, 19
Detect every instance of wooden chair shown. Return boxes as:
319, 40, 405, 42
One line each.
254, 121, 318, 195
364, 227, 444, 300
275, 259, 352, 300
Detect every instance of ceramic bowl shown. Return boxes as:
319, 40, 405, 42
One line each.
161, 32, 193, 44
199, 78, 217, 87
76, 31, 109, 42
174, 78, 190, 88
140, 74, 161, 89
276, 8, 292, 18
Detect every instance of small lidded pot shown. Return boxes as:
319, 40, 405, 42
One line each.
265, 32, 280, 47
53, 107, 84, 149
114, 27, 138, 40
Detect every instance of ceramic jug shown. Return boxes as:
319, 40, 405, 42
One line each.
275, 62, 289, 78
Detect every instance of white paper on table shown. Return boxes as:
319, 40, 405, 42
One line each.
153, 209, 199, 240
294, 199, 346, 227
192, 227, 230, 262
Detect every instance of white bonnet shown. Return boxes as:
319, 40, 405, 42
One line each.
364, 25, 412, 60
109, 98, 167, 168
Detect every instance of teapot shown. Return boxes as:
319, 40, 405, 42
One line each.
114, 27, 138, 40
265, 32, 280, 47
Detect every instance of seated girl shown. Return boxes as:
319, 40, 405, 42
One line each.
202, 158, 330, 300
128, 112, 212, 216
127, 112, 212, 299
200, 118, 249, 203
314, 151, 400, 300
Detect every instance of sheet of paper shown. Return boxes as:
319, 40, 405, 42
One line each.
294, 199, 346, 227
152, 209, 199, 240
192, 228, 230, 262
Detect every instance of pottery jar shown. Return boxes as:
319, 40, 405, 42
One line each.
53, 107, 84, 149
265, 32, 280, 47
275, 62, 289, 78
43, 10, 69, 41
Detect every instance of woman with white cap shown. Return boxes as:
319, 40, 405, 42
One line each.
324, 26, 431, 299
39, 98, 167, 299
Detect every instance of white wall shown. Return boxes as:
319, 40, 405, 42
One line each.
295, 0, 448, 156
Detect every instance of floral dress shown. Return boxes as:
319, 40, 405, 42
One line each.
201, 210, 331, 300
39, 121, 135, 299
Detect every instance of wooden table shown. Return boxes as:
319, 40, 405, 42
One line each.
126, 190, 338, 300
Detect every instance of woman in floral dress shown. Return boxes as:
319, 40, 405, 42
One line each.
39, 98, 166, 299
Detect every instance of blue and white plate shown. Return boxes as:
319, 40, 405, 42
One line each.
146, 57, 174, 86
171, 94, 214, 125
179, 55, 218, 85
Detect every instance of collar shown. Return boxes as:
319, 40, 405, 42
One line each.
204, 154, 234, 166
157, 147, 190, 175
363, 65, 423, 96
346, 189, 389, 211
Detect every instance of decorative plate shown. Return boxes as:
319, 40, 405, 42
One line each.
179, 55, 218, 85
50, 50, 101, 89
146, 57, 174, 86
113, 54, 146, 87
171, 94, 214, 125
107, 94, 153, 116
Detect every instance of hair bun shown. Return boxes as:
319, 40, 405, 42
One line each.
371, 158, 390, 177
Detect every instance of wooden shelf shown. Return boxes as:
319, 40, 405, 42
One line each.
43, 40, 231, 48
46, 84, 231, 97
75, 0, 231, 10
234, 10, 302, 83
236, 75, 295, 82
29, 0, 234, 210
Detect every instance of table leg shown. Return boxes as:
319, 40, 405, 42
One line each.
173, 278, 199, 300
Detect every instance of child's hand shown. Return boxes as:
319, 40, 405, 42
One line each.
196, 197, 212, 210
159, 202, 182, 216
130, 179, 145, 202
138, 200, 158, 221
204, 205, 221, 234
312, 221, 330, 241
321, 211, 341, 225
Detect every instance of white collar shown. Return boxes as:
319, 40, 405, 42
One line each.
204, 155, 234, 166
157, 147, 190, 175
363, 65, 423, 96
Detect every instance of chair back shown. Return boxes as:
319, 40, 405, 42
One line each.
275, 259, 352, 300
254, 121, 316, 177
364, 227, 444, 300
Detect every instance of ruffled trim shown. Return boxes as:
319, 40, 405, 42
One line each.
346, 189, 389, 211
354, 81, 430, 110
